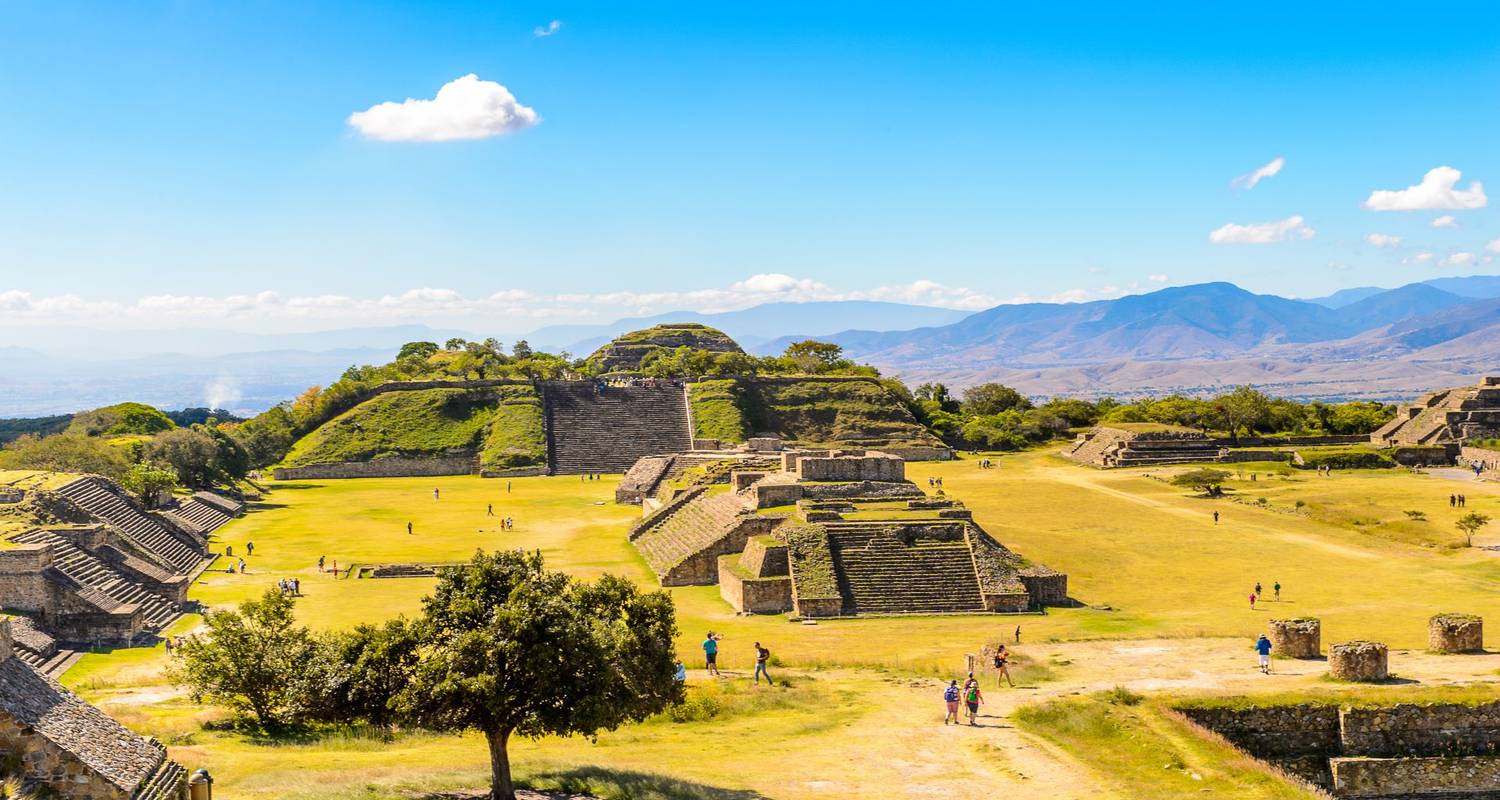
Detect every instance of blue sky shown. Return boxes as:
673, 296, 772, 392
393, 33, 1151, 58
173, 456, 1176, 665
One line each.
0, 1, 1497, 333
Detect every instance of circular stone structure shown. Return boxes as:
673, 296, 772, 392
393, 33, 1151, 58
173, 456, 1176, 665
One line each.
1429, 613, 1483, 654
1329, 640, 1389, 682
1268, 618, 1322, 658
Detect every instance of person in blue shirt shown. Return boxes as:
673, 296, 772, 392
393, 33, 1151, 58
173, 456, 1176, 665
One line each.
673, 660, 687, 683
1255, 634, 1273, 674
702, 632, 722, 676
942, 680, 961, 724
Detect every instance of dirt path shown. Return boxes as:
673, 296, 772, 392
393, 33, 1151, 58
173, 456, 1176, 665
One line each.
801, 636, 1500, 800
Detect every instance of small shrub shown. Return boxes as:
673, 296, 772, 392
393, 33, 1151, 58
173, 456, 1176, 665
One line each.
1405, 510, 1427, 521
1103, 685, 1143, 706
666, 693, 724, 723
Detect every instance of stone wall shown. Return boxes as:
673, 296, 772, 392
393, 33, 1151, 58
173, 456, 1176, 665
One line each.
0, 545, 52, 613
1018, 568, 1069, 606
792, 595, 843, 618
1269, 618, 1322, 658
274, 453, 479, 480
1177, 704, 1342, 758
793, 452, 905, 482
716, 556, 792, 614
1332, 756, 1500, 798
1460, 446, 1500, 471
1430, 613, 1484, 653
661, 516, 783, 586
880, 446, 954, 461
1340, 702, 1500, 757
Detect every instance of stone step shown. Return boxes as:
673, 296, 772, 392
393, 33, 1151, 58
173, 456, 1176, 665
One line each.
545, 384, 693, 474
132, 757, 185, 800
12, 529, 181, 631
57, 478, 205, 573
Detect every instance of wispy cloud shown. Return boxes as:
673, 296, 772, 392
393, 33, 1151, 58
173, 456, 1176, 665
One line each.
1147, 274, 1169, 283
1231, 156, 1284, 190
1431, 215, 1458, 228
1444, 252, 1476, 266
1405, 252, 1436, 264
1208, 215, 1315, 244
1365, 233, 1403, 248
347, 74, 538, 142
1488, 239, 1500, 254
1363, 166, 1487, 211
0, 275, 1007, 330
533, 20, 563, 38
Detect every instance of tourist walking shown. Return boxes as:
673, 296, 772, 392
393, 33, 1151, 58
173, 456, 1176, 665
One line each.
1014, 625, 1022, 644
963, 680, 984, 725
1451, 494, 1457, 507
1248, 591, 1257, 609
753, 641, 774, 686
318, 555, 325, 571
1213, 511, 1220, 525
237, 558, 247, 574
163, 637, 172, 657
702, 632, 721, 676
943, 680, 961, 724
1255, 634, 1273, 674
992, 645, 1014, 687
1459, 494, 1467, 508
246, 541, 254, 556
507, 481, 511, 493
1273, 581, 1281, 601
487, 503, 494, 516
434, 488, 440, 501
407, 521, 413, 535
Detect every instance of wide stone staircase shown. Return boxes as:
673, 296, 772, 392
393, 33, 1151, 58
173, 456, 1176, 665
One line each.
10, 530, 182, 632
5, 615, 73, 674
56, 478, 205, 574
544, 383, 693, 474
825, 525, 986, 615
169, 493, 238, 534
633, 490, 748, 577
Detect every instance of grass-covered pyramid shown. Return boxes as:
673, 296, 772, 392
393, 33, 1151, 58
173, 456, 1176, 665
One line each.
586, 323, 744, 372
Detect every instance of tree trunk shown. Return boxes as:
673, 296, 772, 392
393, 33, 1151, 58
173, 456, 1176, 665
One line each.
486, 727, 515, 800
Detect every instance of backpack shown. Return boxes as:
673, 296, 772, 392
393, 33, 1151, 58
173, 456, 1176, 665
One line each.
758, 647, 770, 662
943, 685, 959, 702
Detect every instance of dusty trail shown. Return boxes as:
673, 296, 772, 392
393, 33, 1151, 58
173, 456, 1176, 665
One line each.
775, 636, 1500, 799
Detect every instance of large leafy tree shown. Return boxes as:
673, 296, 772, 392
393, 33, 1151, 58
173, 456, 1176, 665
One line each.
398, 550, 681, 800
961, 383, 1032, 416
172, 589, 333, 731
118, 461, 178, 509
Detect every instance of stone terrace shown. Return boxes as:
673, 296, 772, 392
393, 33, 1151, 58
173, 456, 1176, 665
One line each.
543, 382, 694, 474
1372, 376, 1500, 447
1064, 426, 1223, 467
55, 478, 207, 573
0, 618, 185, 799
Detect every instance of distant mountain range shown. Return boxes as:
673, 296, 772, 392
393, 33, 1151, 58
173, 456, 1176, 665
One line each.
761, 275, 1500, 401
2, 276, 1498, 416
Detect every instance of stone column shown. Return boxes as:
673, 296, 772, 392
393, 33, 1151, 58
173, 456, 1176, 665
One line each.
1329, 641, 1388, 682
1268, 618, 1321, 658
0, 617, 12, 663
1429, 613, 1483, 653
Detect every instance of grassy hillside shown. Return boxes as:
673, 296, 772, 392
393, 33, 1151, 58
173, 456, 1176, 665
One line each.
689, 376, 943, 449
284, 385, 545, 471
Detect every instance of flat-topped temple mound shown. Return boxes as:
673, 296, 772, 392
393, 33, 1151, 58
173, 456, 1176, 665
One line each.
0, 472, 225, 661
0, 617, 186, 799
1064, 425, 1224, 467
274, 329, 951, 479
624, 446, 1064, 617
586, 323, 744, 373
1372, 376, 1500, 447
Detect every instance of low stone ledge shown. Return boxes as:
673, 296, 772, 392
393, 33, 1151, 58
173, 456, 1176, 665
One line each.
1269, 618, 1322, 658
1332, 756, 1500, 798
1329, 641, 1389, 682
1429, 613, 1483, 654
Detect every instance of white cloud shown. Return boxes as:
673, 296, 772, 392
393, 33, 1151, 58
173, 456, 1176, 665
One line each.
347, 74, 539, 142
0, 274, 1009, 331
1231, 156, 1285, 190
1405, 252, 1436, 264
1431, 215, 1458, 228
533, 20, 562, 37
1488, 239, 1500, 253
1208, 215, 1315, 244
1444, 252, 1476, 266
1362, 166, 1487, 211
1147, 274, 1168, 283
1366, 233, 1403, 248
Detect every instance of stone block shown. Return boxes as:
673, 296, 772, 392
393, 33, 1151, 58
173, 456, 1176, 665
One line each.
1269, 618, 1322, 658
1330, 641, 1388, 682
1429, 613, 1483, 653
746, 437, 784, 452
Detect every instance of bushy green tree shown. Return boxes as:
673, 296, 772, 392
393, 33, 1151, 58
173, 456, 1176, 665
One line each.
172, 590, 334, 731
961, 383, 1032, 416
119, 462, 178, 508
0, 433, 130, 479
314, 618, 419, 728
1171, 468, 1232, 497
1457, 512, 1492, 548
147, 427, 223, 487
399, 550, 681, 800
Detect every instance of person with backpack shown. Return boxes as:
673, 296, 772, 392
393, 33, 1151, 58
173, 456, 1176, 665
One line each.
942, 680, 961, 724
992, 645, 1015, 688
753, 641, 774, 686
1255, 634, 1273, 674
963, 679, 984, 725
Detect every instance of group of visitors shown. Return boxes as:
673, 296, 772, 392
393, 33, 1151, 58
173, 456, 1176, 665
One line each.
697, 632, 775, 686
277, 576, 302, 596
161, 635, 190, 657
600, 376, 684, 390
581, 473, 601, 481
318, 555, 340, 574
223, 541, 255, 574
1247, 580, 1281, 609
1314, 464, 1336, 476
926, 476, 945, 489
976, 458, 997, 469
944, 673, 986, 725
1451, 494, 1470, 508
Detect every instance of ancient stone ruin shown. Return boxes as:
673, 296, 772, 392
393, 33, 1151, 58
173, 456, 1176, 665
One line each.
1328, 640, 1389, 682
586, 323, 745, 373
0, 617, 187, 798
0, 474, 229, 664
1268, 617, 1321, 659
1063, 426, 1224, 467
1428, 613, 1483, 654
623, 447, 1065, 616
1372, 376, 1500, 447
1182, 698, 1500, 798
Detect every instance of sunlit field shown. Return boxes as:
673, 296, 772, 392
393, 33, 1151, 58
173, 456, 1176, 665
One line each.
61, 450, 1500, 799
